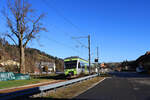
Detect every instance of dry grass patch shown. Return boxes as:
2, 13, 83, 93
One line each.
43, 76, 104, 99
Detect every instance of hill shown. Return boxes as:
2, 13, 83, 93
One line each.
0, 37, 64, 73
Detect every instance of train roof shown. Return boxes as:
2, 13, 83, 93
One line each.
64, 56, 88, 62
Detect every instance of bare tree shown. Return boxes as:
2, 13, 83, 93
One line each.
3, 0, 46, 74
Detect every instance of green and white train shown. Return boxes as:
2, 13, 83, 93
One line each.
64, 56, 89, 76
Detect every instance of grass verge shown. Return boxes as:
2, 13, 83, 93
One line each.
0, 79, 54, 89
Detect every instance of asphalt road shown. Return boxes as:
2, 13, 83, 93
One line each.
75, 72, 150, 100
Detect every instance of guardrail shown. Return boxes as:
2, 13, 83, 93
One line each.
0, 74, 98, 100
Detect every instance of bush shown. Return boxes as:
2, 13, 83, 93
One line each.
5, 65, 19, 73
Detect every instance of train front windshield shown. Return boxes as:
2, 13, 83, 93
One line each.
64, 61, 77, 69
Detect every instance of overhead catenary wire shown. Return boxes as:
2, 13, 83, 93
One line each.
36, 0, 98, 61
33, 0, 81, 56
40, 0, 90, 57
42, 35, 79, 54
42, 0, 83, 33
41, 0, 89, 49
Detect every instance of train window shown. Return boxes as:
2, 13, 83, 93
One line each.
64, 61, 77, 69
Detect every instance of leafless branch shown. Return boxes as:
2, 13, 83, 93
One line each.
6, 33, 18, 45
23, 14, 45, 48
6, 17, 20, 39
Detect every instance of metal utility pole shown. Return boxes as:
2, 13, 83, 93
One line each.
96, 46, 99, 59
95, 46, 100, 75
88, 35, 91, 74
72, 35, 91, 74
94, 46, 99, 63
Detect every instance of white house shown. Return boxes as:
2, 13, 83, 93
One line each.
35, 62, 56, 73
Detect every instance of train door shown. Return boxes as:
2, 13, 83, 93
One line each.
77, 59, 82, 74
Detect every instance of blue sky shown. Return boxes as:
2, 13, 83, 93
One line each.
0, 0, 150, 62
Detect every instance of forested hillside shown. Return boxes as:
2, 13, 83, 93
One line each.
0, 37, 64, 73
